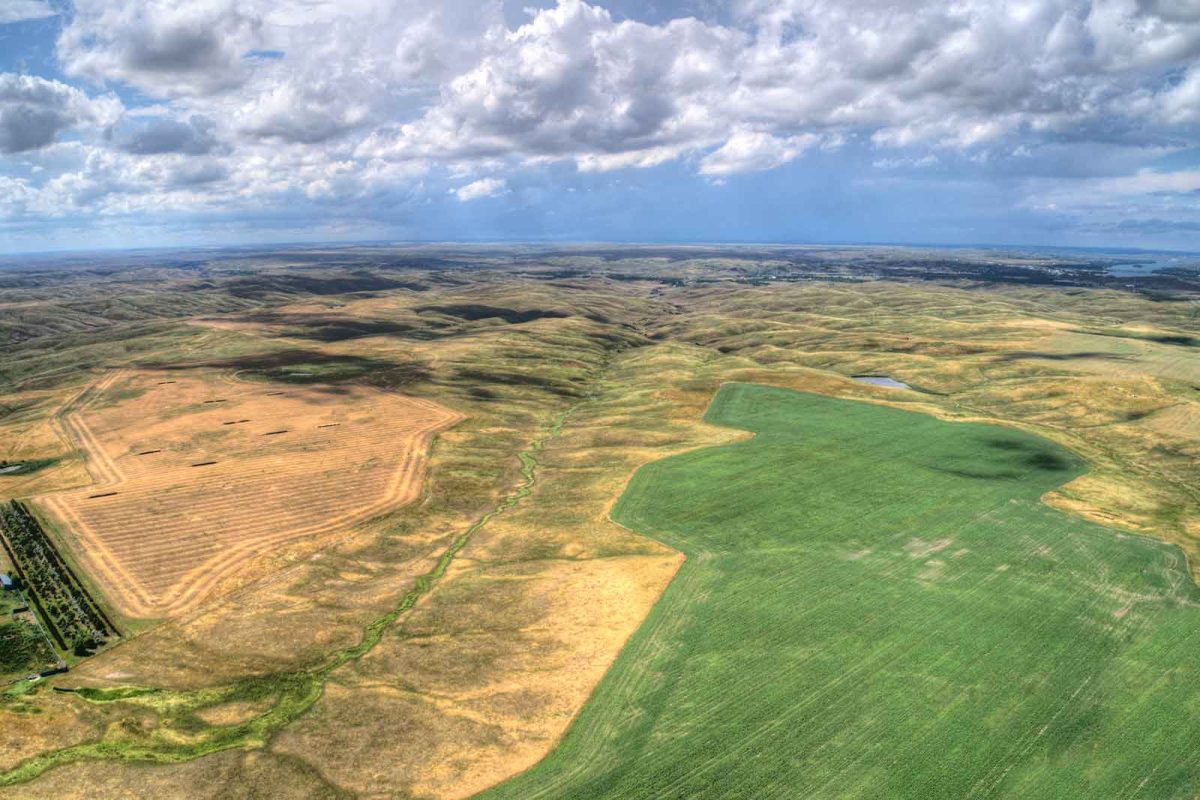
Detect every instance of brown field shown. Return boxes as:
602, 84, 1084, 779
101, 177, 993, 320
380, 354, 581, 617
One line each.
1143, 401, 1200, 439
1027, 328, 1200, 384
36, 369, 461, 618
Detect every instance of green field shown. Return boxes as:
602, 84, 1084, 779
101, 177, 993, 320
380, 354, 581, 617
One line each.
486, 383, 1200, 799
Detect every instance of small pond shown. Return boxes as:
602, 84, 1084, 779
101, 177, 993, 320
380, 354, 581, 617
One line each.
851, 375, 911, 390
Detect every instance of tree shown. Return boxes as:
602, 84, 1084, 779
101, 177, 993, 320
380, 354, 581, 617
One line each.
71, 630, 95, 657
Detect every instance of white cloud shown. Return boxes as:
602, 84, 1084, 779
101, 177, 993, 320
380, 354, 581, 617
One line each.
873, 154, 940, 170
1018, 166, 1200, 239
371, 1, 744, 169
0, 176, 37, 217
575, 144, 690, 173
58, 0, 502, 135
0, 74, 121, 154
373, 0, 1200, 175
699, 131, 817, 176
1, 0, 1198, 228
1091, 169, 1200, 196
1151, 65, 1200, 124
58, 0, 264, 96
454, 177, 505, 201
108, 113, 221, 155
0, 0, 56, 24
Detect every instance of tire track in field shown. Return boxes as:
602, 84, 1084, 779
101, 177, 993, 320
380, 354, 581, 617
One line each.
36, 371, 463, 617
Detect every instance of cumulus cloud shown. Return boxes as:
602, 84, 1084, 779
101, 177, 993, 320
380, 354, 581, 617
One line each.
2, 0, 1200, 235
454, 177, 506, 201
109, 114, 221, 155
50, 0, 1200, 167
58, 0, 502, 140
0, 176, 37, 218
362, 0, 1200, 177
0, 0, 56, 24
0, 74, 121, 154
59, 0, 264, 96
371, 2, 743, 168
166, 159, 229, 187
1151, 66, 1200, 124
236, 80, 376, 145
699, 131, 818, 176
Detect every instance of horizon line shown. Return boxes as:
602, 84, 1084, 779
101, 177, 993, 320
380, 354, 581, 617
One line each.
4, 238, 1198, 260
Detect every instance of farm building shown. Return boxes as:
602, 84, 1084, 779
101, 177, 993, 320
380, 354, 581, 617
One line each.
0, 573, 13, 590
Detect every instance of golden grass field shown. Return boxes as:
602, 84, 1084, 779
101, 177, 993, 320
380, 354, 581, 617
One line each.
37, 369, 460, 618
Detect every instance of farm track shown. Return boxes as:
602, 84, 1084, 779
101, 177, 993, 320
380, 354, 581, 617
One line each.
55, 370, 127, 490
0, 358, 609, 789
36, 372, 460, 617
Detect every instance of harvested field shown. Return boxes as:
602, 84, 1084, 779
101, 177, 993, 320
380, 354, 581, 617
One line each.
37, 369, 460, 618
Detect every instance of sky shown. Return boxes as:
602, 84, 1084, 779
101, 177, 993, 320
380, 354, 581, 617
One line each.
1, 0, 1200, 253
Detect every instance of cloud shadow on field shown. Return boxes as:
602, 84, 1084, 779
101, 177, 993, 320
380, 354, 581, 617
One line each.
415, 304, 572, 324
991, 351, 1133, 362
229, 311, 426, 342
138, 348, 432, 389
221, 273, 429, 299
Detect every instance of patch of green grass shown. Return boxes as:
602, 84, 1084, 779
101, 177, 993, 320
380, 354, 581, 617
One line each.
2, 457, 60, 474
0, 620, 56, 676
486, 383, 1200, 799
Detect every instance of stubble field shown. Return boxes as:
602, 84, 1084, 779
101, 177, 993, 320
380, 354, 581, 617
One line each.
37, 369, 460, 618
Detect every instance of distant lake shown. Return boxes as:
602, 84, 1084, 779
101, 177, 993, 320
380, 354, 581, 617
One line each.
852, 375, 911, 389
1107, 254, 1198, 276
